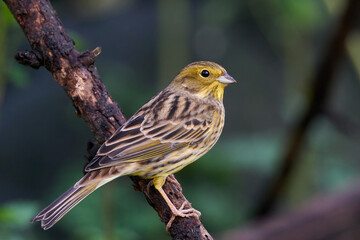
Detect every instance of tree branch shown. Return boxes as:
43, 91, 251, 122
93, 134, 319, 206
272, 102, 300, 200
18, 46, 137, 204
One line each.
3, 0, 212, 239
224, 181, 360, 240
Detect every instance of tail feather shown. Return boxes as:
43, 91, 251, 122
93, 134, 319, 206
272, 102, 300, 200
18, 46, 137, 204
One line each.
31, 180, 99, 230
31, 168, 120, 230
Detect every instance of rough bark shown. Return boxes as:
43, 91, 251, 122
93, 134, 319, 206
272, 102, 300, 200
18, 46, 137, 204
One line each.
3, 0, 212, 239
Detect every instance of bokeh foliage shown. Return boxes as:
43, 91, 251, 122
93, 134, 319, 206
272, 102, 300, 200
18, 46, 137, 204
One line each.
0, 0, 359, 239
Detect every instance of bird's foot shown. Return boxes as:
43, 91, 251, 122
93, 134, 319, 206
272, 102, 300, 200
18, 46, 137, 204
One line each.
166, 200, 201, 232
146, 179, 154, 194
166, 174, 181, 187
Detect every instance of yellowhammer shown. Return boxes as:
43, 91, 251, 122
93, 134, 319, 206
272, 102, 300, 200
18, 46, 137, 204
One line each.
31, 61, 236, 230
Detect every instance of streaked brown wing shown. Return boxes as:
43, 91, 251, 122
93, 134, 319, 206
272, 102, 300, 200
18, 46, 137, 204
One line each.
85, 90, 213, 172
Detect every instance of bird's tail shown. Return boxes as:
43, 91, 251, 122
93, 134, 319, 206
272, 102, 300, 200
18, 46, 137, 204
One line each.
31, 167, 120, 230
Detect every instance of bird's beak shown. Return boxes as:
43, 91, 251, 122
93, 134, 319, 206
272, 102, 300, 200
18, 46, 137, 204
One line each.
217, 72, 236, 84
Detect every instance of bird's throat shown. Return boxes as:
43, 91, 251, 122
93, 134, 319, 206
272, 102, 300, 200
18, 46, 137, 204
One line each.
197, 82, 225, 102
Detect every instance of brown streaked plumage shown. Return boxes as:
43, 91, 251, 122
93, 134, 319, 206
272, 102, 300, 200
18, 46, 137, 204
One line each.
31, 61, 236, 230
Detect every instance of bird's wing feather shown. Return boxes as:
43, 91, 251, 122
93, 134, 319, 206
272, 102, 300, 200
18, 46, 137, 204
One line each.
85, 90, 214, 172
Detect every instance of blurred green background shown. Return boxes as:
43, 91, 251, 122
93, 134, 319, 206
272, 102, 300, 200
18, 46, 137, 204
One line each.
1, 0, 360, 239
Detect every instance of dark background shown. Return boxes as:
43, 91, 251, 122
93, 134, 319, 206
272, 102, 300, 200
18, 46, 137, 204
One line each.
1, 0, 360, 239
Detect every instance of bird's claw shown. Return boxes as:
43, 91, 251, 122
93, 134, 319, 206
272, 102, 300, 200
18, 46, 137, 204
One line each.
166, 200, 201, 232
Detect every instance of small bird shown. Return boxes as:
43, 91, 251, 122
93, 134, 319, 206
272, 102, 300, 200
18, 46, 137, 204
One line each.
31, 61, 236, 230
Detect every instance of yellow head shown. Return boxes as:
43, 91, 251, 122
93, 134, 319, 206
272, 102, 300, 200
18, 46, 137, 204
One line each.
170, 61, 236, 101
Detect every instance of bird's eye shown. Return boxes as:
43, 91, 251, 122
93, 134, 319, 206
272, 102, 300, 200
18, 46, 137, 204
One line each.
200, 70, 210, 78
